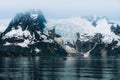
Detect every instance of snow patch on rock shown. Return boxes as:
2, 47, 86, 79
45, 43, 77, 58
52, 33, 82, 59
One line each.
3, 26, 32, 39
30, 14, 38, 20
35, 48, 41, 53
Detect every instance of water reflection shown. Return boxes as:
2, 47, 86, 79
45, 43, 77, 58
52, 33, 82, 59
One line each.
0, 56, 120, 80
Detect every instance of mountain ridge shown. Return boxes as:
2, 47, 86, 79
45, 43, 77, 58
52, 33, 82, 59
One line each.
0, 10, 120, 57
0, 10, 68, 57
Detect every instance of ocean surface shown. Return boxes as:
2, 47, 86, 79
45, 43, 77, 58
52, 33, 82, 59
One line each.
0, 56, 120, 80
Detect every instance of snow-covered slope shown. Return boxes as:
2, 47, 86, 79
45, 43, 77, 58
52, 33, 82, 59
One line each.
1, 10, 52, 48
0, 10, 68, 56
45, 17, 120, 46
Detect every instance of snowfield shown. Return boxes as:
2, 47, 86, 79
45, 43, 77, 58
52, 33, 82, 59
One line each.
45, 17, 120, 46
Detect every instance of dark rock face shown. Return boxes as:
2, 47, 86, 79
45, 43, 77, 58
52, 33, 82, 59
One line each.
69, 33, 120, 57
91, 21, 97, 26
0, 10, 68, 57
111, 25, 120, 35
2, 11, 46, 38
90, 42, 120, 56
0, 42, 67, 57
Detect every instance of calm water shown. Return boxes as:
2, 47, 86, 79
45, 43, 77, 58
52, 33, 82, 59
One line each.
0, 56, 120, 80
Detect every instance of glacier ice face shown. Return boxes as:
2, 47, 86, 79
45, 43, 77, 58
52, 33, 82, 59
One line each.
45, 17, 120, 46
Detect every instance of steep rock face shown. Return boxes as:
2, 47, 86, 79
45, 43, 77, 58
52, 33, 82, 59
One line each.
0, 11, 68, 57
2, 10, 46, 39
111, 24, 120, 35
0, 10, 47, 47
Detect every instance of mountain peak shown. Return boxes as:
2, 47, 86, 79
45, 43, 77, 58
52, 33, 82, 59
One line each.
1, 10, 47, 41
45, 17, 120, 45
3, 10, 46, 35
0, 10, 48, 47
83, 16, 108, 22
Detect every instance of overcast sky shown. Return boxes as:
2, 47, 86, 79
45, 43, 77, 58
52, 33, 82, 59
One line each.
0, 0, 120, 20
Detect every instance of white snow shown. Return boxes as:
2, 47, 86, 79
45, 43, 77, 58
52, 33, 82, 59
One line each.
41, 35, 47, 39
45, 17, 120, 45
1, 17, 120, 49
83, 43, 97, 57
2, 26, 38, 47
2, 24, 53, 47
23, 30, 32, 38
16, 39, 30, 47
94, 18, 112, 34
45, 17, 95, 43
3, 26, 32, 39
41, 35, 53, 43
30, 14, 38, 20
35, 48, 41, 53
36, 31, 41, 34
117, 43, 120, 46
42, 39, 53, 43
4, 39, 30, 47
4, 42, 12, 46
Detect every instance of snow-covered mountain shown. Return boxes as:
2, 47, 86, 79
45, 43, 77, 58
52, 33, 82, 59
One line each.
0, 10, 120, 57
45, 17, 120, 56
0, 10, 67, 56
45, 17, 120, 45
1, 10, 49, 47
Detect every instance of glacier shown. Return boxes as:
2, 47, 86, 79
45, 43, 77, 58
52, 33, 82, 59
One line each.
45, 17, 120, 46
